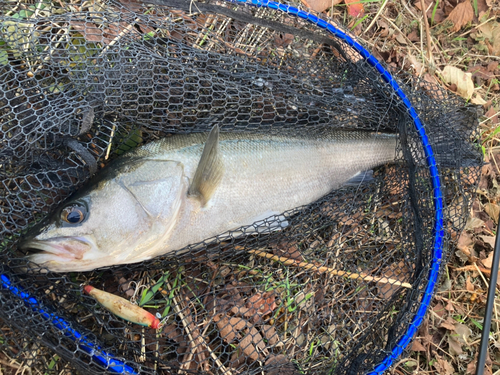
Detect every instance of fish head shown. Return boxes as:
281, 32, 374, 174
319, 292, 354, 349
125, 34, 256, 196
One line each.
22, 159, 188, 272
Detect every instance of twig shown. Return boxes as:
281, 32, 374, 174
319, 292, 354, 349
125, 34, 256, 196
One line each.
0, 358, 20, 369
420, 0, 434, 66
165, 282, 232, 375
365, 0, 389, 34
99, 17, 141, 56
454, 264, 493, 277
248, 250, 412, 289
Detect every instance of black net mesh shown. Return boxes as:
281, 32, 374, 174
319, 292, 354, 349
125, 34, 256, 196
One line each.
0, 0, 482, 374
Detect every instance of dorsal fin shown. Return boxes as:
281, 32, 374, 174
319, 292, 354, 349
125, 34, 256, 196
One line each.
188, 125, 224, 205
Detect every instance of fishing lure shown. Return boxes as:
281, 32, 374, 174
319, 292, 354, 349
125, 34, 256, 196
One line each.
84, 285, 161, 329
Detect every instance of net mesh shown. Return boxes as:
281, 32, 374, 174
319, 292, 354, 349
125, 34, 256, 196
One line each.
0, 0, 482, 374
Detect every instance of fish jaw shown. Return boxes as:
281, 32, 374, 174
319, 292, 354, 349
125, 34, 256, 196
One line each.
22, 236, 100, 272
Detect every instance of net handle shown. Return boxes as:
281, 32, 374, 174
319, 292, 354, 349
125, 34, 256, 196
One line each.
476, 217, 500, 375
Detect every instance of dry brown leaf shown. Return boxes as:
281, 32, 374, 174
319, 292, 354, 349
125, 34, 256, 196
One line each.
471, 94, 487, 105
395, 33, 407, 45
457, 231, 474, 254
487, 61, 499, 71
466, 275, 474, 291
215, 315, 248, 344
455, 323, 472, 343
435, 357, 455, 374
70, 21, 108, 43
440, 317, 456, 331
446, 1, 474, 32
345, 0, 364, 17
481, 251, 494, 269
265, 354, 299, 375
432, 302, 446, 319
238, 330, 260, 361
441, 65, 475, 99
261, 325, 281, 346
465, 216, 486, 231
411, 339, 426, 351
484, 202, 500, 223
448, 334, 464, 355
480, 235, 496, 249
407, 30, 420, 42
477, 22, 500, 56
246, 292, 277, 316
301, 0, 342, 13
475, 0, 490, 14
484, 106, 499, 126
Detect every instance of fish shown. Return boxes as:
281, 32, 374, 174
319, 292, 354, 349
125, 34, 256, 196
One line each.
22, 126, 397, 272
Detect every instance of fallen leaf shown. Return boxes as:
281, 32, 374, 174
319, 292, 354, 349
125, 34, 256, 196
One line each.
440, 316, 456, 331
476, 22, 500, 56
445, 300, 455, 313
261, 325, 281, 346
457, 231, 474, 259
484, 202, 500, 223
467, 64, 496, 80
215, 315, 248, 344
484, 106, 499, 126
480, 235, 496, 249
448, 333, 464, 355
445, 0, 474, 32
247, 292, 277, 316
464, 216, 486, 231
238, 327, 265, 361
455, 323, 472, 344
395, 33, 407, 45
441, 65, 475, 99
466, 275, 474, 291
345, 0, 364, 18
407, 30, 420, 42
407, 54, 423, 75
487, 61, 498, 72
265, 354, 299, 375
481, 251, 494, 269
471, 94, 487, 105
435, 357, 455, 374
302, 0, 342, 13
475, 0, 490, 15
274, 33, 294, 48
411, 339, 426, 351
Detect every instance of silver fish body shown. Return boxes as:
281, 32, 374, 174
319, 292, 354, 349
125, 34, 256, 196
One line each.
23, 127, 397, 272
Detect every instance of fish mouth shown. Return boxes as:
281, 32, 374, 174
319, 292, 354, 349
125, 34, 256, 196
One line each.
21, 237, 93, 262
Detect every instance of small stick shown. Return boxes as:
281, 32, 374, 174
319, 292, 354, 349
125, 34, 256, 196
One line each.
454, 264, 493, 276
165, 282, 232, 375
0, 358, 20, 369
105, 124, 116, 160
248, 250, 412, 289
365, 0, 389, 34
420, 0, 434, 65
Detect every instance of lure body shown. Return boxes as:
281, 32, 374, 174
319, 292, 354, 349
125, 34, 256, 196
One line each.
84, 285, 160, 329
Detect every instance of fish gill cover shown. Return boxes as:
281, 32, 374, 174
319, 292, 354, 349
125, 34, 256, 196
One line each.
0, 0, 482, 374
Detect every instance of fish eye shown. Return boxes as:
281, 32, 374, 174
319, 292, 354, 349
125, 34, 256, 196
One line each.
61, 204, 87, 225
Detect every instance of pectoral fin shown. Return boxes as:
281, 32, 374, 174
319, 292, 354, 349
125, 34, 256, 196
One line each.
188, 125, 224, 205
